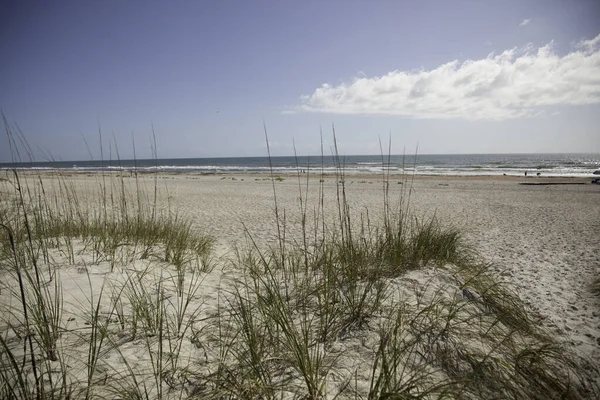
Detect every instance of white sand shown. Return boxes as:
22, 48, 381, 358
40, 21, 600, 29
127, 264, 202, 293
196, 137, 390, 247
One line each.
160, 174, 600, 362
1, 173, 599, 397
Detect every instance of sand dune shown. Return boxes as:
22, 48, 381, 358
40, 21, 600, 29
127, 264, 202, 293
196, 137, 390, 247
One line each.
1, 172, 599, 398
48, 173, 599, 362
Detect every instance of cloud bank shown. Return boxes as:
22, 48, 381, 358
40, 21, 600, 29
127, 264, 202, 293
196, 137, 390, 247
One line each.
297, 34, 600, 120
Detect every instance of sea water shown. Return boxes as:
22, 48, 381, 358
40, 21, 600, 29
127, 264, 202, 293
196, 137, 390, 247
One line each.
1, 153, 599, 178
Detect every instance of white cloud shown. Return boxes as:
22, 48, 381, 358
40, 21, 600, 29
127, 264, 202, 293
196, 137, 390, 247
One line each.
519, 18, 531, 27
295, 34, 600, 120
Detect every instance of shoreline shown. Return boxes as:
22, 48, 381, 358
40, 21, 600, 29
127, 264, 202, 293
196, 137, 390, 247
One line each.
4, 169, 598, 184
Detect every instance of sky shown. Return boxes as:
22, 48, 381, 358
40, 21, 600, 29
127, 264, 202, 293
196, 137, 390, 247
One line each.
1, 0, 599, 162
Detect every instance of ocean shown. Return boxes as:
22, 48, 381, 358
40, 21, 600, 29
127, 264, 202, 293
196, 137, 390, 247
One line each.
1, 153, 599, 178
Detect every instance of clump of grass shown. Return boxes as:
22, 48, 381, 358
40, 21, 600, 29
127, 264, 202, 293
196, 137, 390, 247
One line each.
190, 131, 598, 399
0, 118, 214, 399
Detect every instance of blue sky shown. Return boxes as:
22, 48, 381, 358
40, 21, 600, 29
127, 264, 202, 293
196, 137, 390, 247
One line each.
1, 0, 599, 162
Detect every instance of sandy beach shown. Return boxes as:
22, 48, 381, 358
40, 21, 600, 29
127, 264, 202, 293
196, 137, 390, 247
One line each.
21, 173, 600, 353
1, 172, 599, 398
156, 173, 600, 360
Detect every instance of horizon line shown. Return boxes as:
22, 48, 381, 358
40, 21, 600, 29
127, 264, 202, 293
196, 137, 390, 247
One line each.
1, 151, 599, 165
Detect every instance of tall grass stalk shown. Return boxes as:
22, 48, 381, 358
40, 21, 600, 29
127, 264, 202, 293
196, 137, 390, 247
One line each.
1, 119, 213, 399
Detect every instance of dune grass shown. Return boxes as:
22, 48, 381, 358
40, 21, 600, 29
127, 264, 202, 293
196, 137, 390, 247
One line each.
0, 120, 215, 399
186, 136, 598, 399
190, 208, 597, 398
0, 170, 215, 398
1, 123, 598, 399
